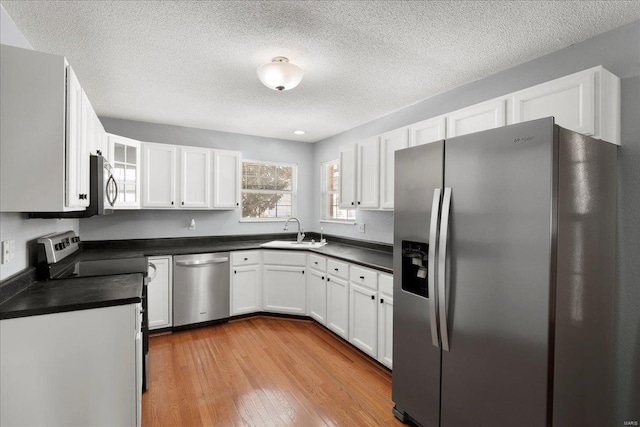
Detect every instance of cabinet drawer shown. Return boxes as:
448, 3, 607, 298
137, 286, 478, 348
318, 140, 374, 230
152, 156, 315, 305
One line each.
350, 265, 378, 291
327, 259, 349, 280
308, 254, 326, 271
262, 251, 306, 267
231, 251, 261, 266
379, 273, 393, 297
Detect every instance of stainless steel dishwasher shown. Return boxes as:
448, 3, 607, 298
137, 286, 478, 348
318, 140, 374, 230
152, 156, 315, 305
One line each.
173, 253, 230, 327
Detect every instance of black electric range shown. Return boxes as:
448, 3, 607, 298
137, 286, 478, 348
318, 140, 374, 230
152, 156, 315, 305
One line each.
36, 231, 150, 392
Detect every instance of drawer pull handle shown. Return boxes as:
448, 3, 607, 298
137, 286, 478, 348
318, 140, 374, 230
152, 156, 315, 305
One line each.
322, 276, 325, 280
371, 295, 375, 300
359, 276, 365, 280
327, 277, 330, 282
314, 261, 318, 265
244, 258, 248, 261
380, 298, 384, 304
302, 270, 305, 274
334, 268, 339, 271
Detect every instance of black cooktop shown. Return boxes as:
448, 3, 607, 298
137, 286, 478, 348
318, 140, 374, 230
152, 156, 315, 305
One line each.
43, 254, 148, 280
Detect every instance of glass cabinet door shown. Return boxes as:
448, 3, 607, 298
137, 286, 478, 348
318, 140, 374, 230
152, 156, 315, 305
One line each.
108, 134, 141, 208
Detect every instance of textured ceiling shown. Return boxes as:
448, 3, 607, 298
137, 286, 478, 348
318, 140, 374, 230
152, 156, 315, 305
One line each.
2, 1, 639, 143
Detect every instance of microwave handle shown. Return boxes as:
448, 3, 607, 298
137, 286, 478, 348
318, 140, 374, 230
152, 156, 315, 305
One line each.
106, 175, 118, 207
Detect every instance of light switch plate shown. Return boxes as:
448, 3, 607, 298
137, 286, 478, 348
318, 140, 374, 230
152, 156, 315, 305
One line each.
357, 223, 365, 233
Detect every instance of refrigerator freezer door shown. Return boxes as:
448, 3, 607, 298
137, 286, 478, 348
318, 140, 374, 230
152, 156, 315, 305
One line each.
440, 118, 555, 426
392, 140, 443, 427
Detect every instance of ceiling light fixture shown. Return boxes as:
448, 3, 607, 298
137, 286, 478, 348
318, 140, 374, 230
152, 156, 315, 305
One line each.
257, 56, 304, 91
293, 130, 306, 135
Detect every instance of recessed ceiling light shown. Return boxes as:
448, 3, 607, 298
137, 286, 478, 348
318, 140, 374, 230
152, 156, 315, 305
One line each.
293, 130, 306, 135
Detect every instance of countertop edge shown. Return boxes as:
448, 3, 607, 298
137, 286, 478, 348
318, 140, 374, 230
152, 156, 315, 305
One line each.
0, 296, 142, 320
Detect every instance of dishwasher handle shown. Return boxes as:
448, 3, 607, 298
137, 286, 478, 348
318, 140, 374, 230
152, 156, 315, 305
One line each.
175, 258, 229, 267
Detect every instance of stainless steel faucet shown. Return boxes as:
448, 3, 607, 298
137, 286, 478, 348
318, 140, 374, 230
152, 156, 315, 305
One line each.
283, 217, 305, 243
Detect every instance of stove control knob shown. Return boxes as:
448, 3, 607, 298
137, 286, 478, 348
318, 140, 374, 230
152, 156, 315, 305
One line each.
54, 243, 61, 251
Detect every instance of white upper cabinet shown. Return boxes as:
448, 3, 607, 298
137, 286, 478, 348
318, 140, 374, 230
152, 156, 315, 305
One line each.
379, 128, 409, 210
109, 134, 141, 208
66, 67, 89, 208
179, 147, 211, 208
409, 116, 446, 147
142, 143, 177, 208
338, 144, 357, 209
447, 98, 506, 138
212, 150, 241, 209
356, 137, 380, 209
511, 66, 620, 145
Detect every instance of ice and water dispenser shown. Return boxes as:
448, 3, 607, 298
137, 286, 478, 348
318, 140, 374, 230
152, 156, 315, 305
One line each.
401, 240, 429, 298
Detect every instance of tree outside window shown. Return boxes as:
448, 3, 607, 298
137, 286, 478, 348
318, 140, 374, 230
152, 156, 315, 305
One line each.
242, 161, 296, 219
322, 160, 355, 221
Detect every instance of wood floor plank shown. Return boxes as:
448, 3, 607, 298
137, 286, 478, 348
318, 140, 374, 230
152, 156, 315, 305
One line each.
142, 317, 403, 427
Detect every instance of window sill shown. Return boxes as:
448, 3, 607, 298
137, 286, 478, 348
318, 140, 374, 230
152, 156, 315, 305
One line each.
319, 219, 356, 225
239, 218, 289, 223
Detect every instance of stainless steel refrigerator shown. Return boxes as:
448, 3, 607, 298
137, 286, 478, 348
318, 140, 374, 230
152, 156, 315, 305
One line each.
392, 117, 617, 427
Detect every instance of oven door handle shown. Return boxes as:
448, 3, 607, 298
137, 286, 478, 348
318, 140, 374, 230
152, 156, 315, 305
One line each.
175, 258, 229, 266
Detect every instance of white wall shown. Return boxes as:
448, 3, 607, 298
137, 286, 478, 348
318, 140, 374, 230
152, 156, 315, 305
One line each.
0, 5, 80, 281
79, 118, 315, 240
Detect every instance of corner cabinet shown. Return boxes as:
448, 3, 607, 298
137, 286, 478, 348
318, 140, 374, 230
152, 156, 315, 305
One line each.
212, 150, 241, 209
148, 256, 172, 330
326, 259, 350, 340
262, 251, 307, 315
109, 134, 141, 208
142, 143, 177, 208
307, 254, 328, 325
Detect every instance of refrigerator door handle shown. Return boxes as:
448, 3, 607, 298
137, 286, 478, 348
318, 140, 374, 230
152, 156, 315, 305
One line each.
438, 187, 452, 351
428, 188, 442, 348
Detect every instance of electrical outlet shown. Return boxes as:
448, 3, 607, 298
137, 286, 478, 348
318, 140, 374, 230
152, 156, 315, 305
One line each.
2, 240, 14, 264
357, 223, 365, 233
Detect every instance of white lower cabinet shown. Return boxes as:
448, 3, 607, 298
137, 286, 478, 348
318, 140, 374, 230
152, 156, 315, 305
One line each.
326, 274, 349, 339
148, 256, 172, 330
377, 273, 394, 369
231, 251, 262, 315
307, 267, 327, 325
0, 304, 141, 426
349, 266, 378, 359
262, 251, 307, 315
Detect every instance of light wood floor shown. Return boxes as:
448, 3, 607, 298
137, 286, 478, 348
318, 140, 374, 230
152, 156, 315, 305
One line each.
143, 316, 403, 426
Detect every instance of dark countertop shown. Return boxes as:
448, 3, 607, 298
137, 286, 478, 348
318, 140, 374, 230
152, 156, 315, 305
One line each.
0, 273, 143, 320
80, 238, 394, 273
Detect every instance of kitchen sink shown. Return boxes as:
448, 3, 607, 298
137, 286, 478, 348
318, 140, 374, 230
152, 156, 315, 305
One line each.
260, 240, 327, 250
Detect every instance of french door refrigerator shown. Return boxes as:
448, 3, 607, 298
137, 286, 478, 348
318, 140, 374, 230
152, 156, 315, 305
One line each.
392, 117, 617, 427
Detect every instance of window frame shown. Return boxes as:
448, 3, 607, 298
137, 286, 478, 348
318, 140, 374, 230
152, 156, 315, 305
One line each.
320, 159, 356, 224
239, 159, 298, 222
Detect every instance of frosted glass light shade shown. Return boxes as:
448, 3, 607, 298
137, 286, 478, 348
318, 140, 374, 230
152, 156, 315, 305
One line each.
257, 57, 304, 91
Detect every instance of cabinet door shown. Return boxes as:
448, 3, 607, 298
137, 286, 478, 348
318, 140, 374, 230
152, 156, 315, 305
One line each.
379, 128, 408, 210
307, 268, 327, 325
377, 273, 393, 369
148, 256, 172, 330
109, 134, 141, 208
349, 282, 378, 358
93, 112, 107, 159
142, 143, 176, 208
338, 144, 357, 208
512, 69, 595, 136
180, 147, 210, 208
77, 90, 91, 207
357, 137, 380, 209
65, 66, 85, 208
263, 265, 306, 315
326, 275, 349, 339
409, 116, 446, 147
231, 265, 262, 315
212, 150, 241, 208
447, 98, 506, 137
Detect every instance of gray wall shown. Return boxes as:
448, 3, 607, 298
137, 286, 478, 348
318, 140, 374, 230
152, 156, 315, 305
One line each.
312, 20, 640, 423
0, 5, 79, 281
79, 118, 315, 240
